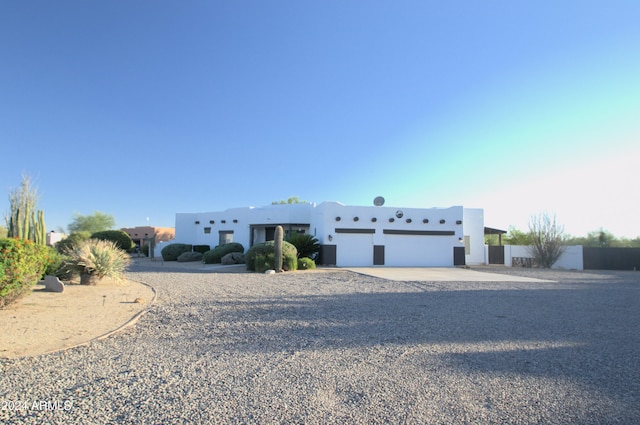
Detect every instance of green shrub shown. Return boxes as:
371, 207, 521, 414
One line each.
0, 238, 51, 307
245, 240, 298, 272
193, 244, 210, 254
141, 243, 150, 257
177, 251, 203, 262
297, 257, 316, 270
43, 246, 66, 277
61, 239, 131, 284
202, 242, 245, 264
55, 231, 90, 253
91, 230, 135, 252
161, 243, 193, 261
286, 233, 320, 259
253, 253, 273, 273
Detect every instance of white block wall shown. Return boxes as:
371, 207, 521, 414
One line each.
462, 208, 485, 265
504, 245, 584, 270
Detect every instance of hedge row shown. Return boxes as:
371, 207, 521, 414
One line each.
0, 238, 51, 308
203, 243, 244, 264
161, 243, 193, 261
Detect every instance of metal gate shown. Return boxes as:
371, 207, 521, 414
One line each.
488, 246, 505, 264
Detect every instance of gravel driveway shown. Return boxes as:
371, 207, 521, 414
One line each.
2, 265, 639, 424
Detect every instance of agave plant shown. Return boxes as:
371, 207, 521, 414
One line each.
62, 239, 131, 285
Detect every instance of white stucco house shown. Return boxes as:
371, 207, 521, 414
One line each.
168, 201, 485, 267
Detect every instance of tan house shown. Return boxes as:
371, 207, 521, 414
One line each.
121, 226, 175, 248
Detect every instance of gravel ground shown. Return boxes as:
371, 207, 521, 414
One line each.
1, 265, 639, 424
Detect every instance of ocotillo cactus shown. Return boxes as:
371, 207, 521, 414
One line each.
274, 225, 284, 272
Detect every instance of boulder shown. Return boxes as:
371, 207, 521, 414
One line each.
221, 252, 245, 265
44, 275, 65, 292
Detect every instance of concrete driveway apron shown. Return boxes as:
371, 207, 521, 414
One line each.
344, 267, 552, 282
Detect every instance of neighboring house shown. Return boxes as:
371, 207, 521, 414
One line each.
47, 231, 66, 247
121, 226, 175, 248
172, 201, 485, 267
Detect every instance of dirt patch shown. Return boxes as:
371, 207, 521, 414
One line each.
0, 278, 154, 359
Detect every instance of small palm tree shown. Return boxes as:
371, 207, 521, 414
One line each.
62, 239, 131, 285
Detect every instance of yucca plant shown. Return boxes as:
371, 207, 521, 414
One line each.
62, 239, 131, 285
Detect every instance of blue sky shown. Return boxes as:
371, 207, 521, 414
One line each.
1, 1, 639, 238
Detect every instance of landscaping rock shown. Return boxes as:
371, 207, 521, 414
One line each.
44, 275, 65, 292
221, 252, 245, 265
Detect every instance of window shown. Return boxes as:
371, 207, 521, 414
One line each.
219, 231, 233, 245
464, 235, 471, 255
204, 227, 211, 234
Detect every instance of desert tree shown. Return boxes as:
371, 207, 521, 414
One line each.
503, 225, 534, 245
68, 211, 115, 234
272, 196, 308, 205
527, 212, 566, 268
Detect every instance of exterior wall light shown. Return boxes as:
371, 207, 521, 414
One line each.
233, 219, 238, 223
406, 218, 412, 223
439, 219, 446, 224
221, 220, 226, 224
389, 218, 395, 223
456, 220, 462, 225
458, 237, 464, 243
353, 217, 359, 222
423, 219, 429, 223
371, 217, 377, 222
335, 217, 341, 221
328, 235, 333, 241
209, 220, 215, 224
195, 221, 200, 224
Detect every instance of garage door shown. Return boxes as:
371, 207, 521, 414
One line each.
335, 233, 374, 266
384, 235, 453, 267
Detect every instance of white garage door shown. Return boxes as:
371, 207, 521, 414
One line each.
384, 235, 453, 267
335, 233, 374, 266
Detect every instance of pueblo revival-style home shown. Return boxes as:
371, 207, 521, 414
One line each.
169, 201, 485, 267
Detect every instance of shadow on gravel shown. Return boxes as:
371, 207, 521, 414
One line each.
153, 275, 640, 405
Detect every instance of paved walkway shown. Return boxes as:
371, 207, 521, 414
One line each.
345, 267, 554, 282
